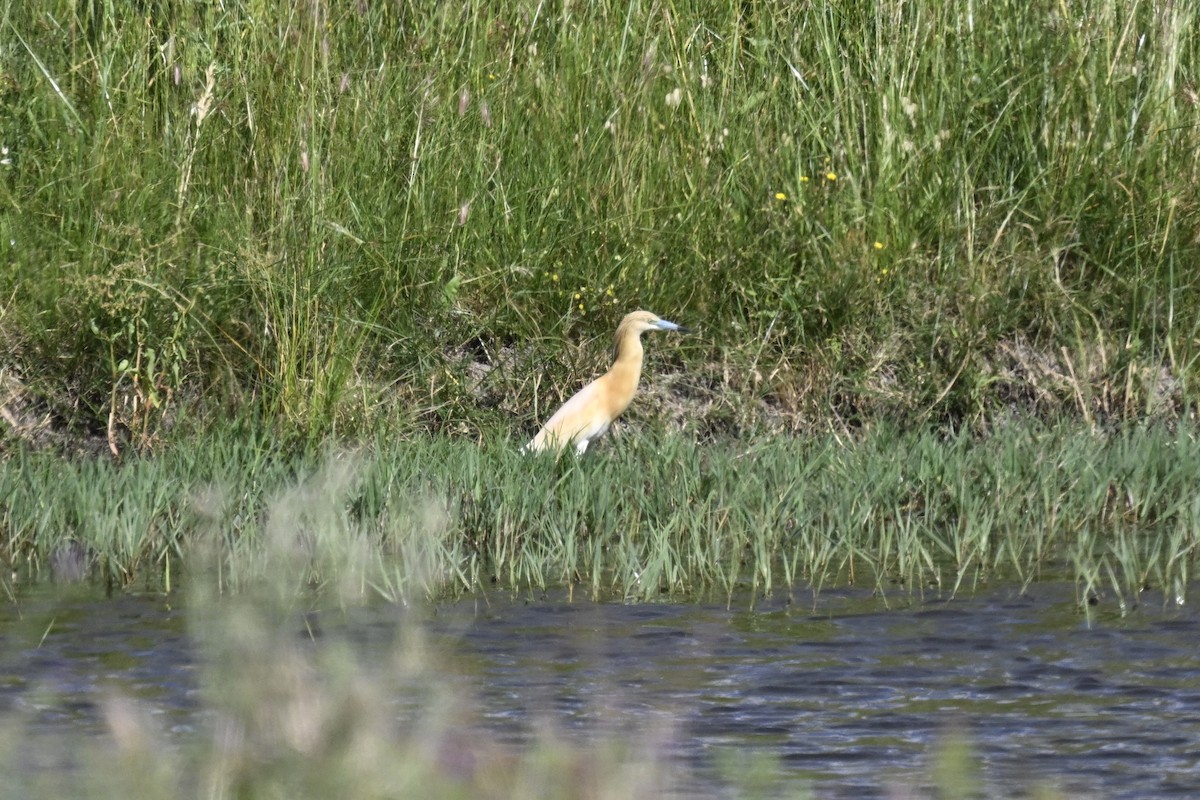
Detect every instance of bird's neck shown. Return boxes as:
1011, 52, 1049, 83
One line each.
611, 331, 644, 370
608, 332, 645, 387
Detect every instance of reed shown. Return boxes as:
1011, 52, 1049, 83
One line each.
3, 422, 1198, 610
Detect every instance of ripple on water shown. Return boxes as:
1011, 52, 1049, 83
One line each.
3, 582, 1200, 798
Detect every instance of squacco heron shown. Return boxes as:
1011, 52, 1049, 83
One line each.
524, 310, 689, 455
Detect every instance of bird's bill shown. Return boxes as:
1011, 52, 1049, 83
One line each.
654, 318, 690, 332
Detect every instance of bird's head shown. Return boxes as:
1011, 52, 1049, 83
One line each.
611, 310, 690, 362
618, 310, 691, 336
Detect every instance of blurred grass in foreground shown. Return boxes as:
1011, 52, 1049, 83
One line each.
1, 0, 1198, 447
0, 594, 1070, 800
0, 572, 1070, 799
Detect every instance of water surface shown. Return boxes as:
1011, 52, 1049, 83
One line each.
2, 583, 1199, 797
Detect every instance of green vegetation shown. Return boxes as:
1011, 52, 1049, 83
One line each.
0, 0, 1196, 609
2, 0, 1198, 448
3, 424, 1196, 610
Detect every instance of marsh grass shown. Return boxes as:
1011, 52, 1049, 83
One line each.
3, 423, 1199, 611
1, 0, 1198, 445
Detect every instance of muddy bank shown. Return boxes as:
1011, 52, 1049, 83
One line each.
1, 335, 1189, 458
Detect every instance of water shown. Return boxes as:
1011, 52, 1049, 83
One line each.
3, 583, 1200, 797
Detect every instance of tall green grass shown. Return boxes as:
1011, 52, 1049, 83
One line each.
1, 0, 1197, 443
3, 424, 1198, 609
